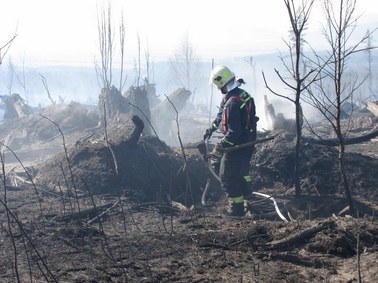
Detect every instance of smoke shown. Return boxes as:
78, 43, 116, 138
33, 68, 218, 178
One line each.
1, 51, 375, 144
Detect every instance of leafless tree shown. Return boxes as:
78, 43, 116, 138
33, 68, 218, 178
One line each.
303, 0, 377, 215
134, 33, 141, 87
131, 36, 155, 90
1, 31, 30, 105
263, 0, 316, 197
145, 41, 153, 84
95, 2, 127, 91
95, 2, 128, 126
119, 12, 127, 93
0, 30, 17, 67
6, 59, 15, 95
95, 2, 114, 89
365, 30, 377, 100
366, 31, 373, 92
169, 31, 199, 97
15, 55, 29, 104
40, 74, 55, 105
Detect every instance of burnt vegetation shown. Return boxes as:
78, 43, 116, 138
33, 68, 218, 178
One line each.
1, 1, 378, 282
0, 79, 377, 282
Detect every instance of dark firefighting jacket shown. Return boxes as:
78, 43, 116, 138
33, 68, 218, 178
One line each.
219, 87, 257, 148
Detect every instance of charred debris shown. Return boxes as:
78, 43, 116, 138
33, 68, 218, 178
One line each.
0, 87, 377, 215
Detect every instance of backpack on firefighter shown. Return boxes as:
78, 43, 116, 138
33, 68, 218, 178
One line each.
209, 89, 259, 177
221, 90, 259, 142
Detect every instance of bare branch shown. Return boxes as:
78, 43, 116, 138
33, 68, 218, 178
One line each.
39, 74, 55, 105
169, 31, 199, 92
0, 28, 18, 66
262, 71, 295, 103
119, 11, 127, 92
95, 2, 115, 89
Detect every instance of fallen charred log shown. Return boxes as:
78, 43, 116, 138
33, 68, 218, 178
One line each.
250, 131, 378, 198
303, 129, 378, 146
264, 220, 335, 250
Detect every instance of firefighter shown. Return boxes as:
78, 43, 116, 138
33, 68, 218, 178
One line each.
204, 65, 258, 216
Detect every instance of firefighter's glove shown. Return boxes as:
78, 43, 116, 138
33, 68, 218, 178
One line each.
211, 143, 224, 159
203, 127, 214, 141
196, 141, 209, 161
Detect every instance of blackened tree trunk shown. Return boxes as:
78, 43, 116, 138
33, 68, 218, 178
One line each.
294, 97, 302, 197
338, 142, 354, 214
263, 0, 315, 197
303, 0, 376, 216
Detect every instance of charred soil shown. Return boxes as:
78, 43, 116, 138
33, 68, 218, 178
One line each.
0, 105, 377, 282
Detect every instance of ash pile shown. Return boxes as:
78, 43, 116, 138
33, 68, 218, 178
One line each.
1, 84, 219, 206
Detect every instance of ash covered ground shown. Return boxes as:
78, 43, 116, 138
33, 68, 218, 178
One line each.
0, 98, 377, 282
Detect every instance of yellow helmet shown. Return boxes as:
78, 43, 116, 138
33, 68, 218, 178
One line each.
209, 65, 235, 89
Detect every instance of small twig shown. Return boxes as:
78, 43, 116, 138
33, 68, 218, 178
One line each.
0, 142, 44, 217
0, 148, 20, 281
124, 201, 142, 232
357, 231, 362, 283
0, 198, 58, 282
40, 114, 81, 213
102, 103, 119, 175
82, 178, 113, 260
59, 162, 74, 213
165, 94, 194, 230
0, 30, 18, 65
39, 74, 55, 105
87, 200, 119, 225
58, 184, 66, 214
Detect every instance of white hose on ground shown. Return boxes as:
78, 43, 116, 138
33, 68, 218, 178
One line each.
205, 138, 221, 182
252, 192, 289, 222
201, 178, 211, 205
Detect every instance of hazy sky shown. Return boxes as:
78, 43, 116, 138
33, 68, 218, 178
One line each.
1, 0, 378, 67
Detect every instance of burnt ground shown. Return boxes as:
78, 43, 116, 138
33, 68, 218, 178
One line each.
0, 105, 377, 282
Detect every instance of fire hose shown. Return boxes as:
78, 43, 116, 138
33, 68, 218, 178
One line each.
252, 192, 288, 222
197, 134, 290, 222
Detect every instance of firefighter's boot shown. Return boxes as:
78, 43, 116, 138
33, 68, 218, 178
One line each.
242, 175, 253, 200
226, 196, 245, 217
